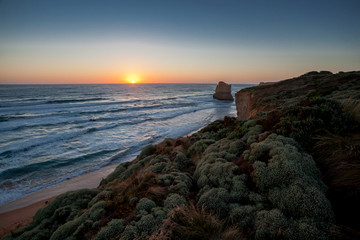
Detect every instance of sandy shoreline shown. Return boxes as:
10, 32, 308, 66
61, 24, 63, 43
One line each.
0, 196, 55, 238
0, 164, 117, 238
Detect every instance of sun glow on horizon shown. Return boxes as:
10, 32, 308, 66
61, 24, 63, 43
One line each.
125, 74, 141, 84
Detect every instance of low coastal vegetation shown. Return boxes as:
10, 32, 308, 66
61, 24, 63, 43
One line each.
3, 71, 360, 240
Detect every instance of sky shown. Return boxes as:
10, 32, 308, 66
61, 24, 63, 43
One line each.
0, 0, 359, 84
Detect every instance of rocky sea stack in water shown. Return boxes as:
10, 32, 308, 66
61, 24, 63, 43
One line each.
213, 81, 234, 101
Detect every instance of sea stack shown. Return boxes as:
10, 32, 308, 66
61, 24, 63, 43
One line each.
213, 81, 234, 101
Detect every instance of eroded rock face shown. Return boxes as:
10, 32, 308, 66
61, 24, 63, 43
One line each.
235, 71, 358, 120
235, 90, 256, 120
213, 81, 234, 101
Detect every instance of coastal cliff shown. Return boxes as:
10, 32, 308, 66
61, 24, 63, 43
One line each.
235, 91, 254, 120
3, 71, 360, 240
235, 71, 360, 120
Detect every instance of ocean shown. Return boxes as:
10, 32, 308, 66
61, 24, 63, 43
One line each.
0, 84, 251, 206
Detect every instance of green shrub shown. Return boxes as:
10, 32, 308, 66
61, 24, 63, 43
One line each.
245, 133, 334, 238
242, 125, 263, 144
251, 134, 325, 192
254, 209, 289, 240
164, 194, 187, 210
136, 214, 156, 235
229, 204, 257, 229
229, 174, 249, 202
4, 189, 98, 240
101, 162, 130, 185
35, 189, 98, 224
173, 151, 192, 170
129, 197, 139, 205
115, 156, 154, 181
248, 192, 266, 204
120, 225, 137, 240
284, 218, 331, 240
157, 172, 193, 196
88, 190, 112, 207
149, 155, 169, 165
196, 188, 230, 218
136, 198, 156, 213
195, 157, 237, 190
276, 97, 354, 150
72, 220, 93, 237
50, 214, 87, 240
198, 118, 240, 141
144, 161, 168, 174
95, 219, 125, 240
88, 200, 107, 221
228, 139, 245, 156
49, 200, 107, 240
139, 144, 155, 159
187, 139, 215, 158
268, 182, 333, 222
151, 207, 167, 222
144, 155, 171, 173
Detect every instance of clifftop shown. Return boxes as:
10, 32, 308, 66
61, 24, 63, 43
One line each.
235, 71, 360, 119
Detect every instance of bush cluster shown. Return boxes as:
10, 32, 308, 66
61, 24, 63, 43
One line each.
248, 134, 334, 239
3, 189, 98, 240
275, 97, 354, 150
5, 114, 340, 240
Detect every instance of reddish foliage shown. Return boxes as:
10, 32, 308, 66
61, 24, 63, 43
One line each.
231, 155, 253, 175
262, 111, 281, 132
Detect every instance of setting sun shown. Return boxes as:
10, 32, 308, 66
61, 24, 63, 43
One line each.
125, 74, 141, 84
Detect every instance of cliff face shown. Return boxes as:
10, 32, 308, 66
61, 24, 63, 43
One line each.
235, 91, 254, 120
235, 71, 360, 120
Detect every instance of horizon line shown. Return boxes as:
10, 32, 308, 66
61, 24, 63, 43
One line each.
0, 82, 259, 85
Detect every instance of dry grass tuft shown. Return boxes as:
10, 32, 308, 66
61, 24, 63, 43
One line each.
342, 98, 360, 124
150, 203, 244, 240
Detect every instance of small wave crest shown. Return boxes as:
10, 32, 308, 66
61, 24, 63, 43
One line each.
45, 97, 107, 104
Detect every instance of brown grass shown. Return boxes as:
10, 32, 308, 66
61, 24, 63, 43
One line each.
331, 224, 360, 240
155, 137, 190, 156
150, 203, 244, 240
314, 132, 360, 195
342, 98, 360, 123
146, 185, 168, 203
108, 171, 159, 219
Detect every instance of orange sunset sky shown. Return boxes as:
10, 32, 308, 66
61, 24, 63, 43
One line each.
0, 0, 359, 84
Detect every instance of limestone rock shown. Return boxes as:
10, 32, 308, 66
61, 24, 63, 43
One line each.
235, 90, 256, 120
213, 81, 234, 101
235, 70, 358, 120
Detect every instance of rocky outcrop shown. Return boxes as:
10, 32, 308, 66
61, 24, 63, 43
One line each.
213, 81, 233, 101
259, 81, 276, 86
235, 90, 265, 120
235, 90, 255, 120
235, 71, 360, 120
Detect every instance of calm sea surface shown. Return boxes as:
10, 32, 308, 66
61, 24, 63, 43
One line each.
0, 84, 251, 205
